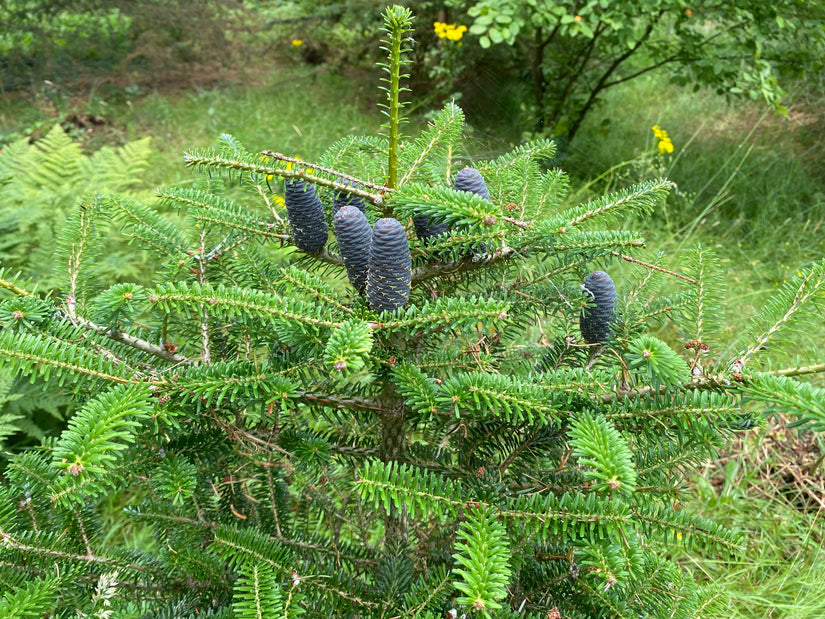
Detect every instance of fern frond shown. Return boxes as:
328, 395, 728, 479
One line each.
80, 137, 152, 190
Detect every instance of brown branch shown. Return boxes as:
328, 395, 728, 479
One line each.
610, 252, 697, 284
567, 17, 660, 142
411, 246, 516, 285
74, 316, 190, 364
300, 391, 386, 413
602, 20, 750, 90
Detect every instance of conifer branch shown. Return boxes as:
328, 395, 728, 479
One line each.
0, 533, 151, 573
261, 151, 387, 192
213, 532, 378, 608
609, 252, 697, 284
184, 153, 384, 205
769, 362, 825, 377
0, 276, 31, 297
300, 392, 385, 413
74, 316, 190, 364
1, 273, 190, 364
738, 259, 825, 366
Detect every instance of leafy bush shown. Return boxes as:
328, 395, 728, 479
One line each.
431, 0, 825, 141
1, 6, 824, 618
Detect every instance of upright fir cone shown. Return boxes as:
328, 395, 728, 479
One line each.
284, 179, 328, 253
454, 167, 491, 200
579, 270, 617, 344
366, 218, 411, 313
412, 213, 448, 245
333, 205, 372, 294
332, 178, 367, 215
454, 167, 491, 257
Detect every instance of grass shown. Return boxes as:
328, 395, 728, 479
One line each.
0, 64, 383, 191
687, 420, 825, 618
1, 56, 824, 617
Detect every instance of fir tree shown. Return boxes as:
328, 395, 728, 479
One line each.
1, 6, 824, 618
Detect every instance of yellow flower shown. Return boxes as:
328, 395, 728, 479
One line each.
434, 22, 466, 41
652, 125, 674, 154
291, 39, 303, 47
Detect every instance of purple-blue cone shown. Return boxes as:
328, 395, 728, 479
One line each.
284, 179, 328, 253
454, 167, 490, 256
366, 218, 412, 313
579, 271, 617, 344
332, 178, 367, 215
413, 214, 448, 245
454, 167, 490, 201
333, 205, 372, 294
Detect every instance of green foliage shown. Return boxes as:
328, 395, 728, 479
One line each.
0, 124, 152, 287
0, 5, 822, 618
569, 413, 637, 495
458, 0, 825, 140
452, 506, 511, 616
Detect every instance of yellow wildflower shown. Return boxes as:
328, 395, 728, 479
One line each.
652, 125, 674, 154
291, 39, 303, 47
434, 22, 466, 41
